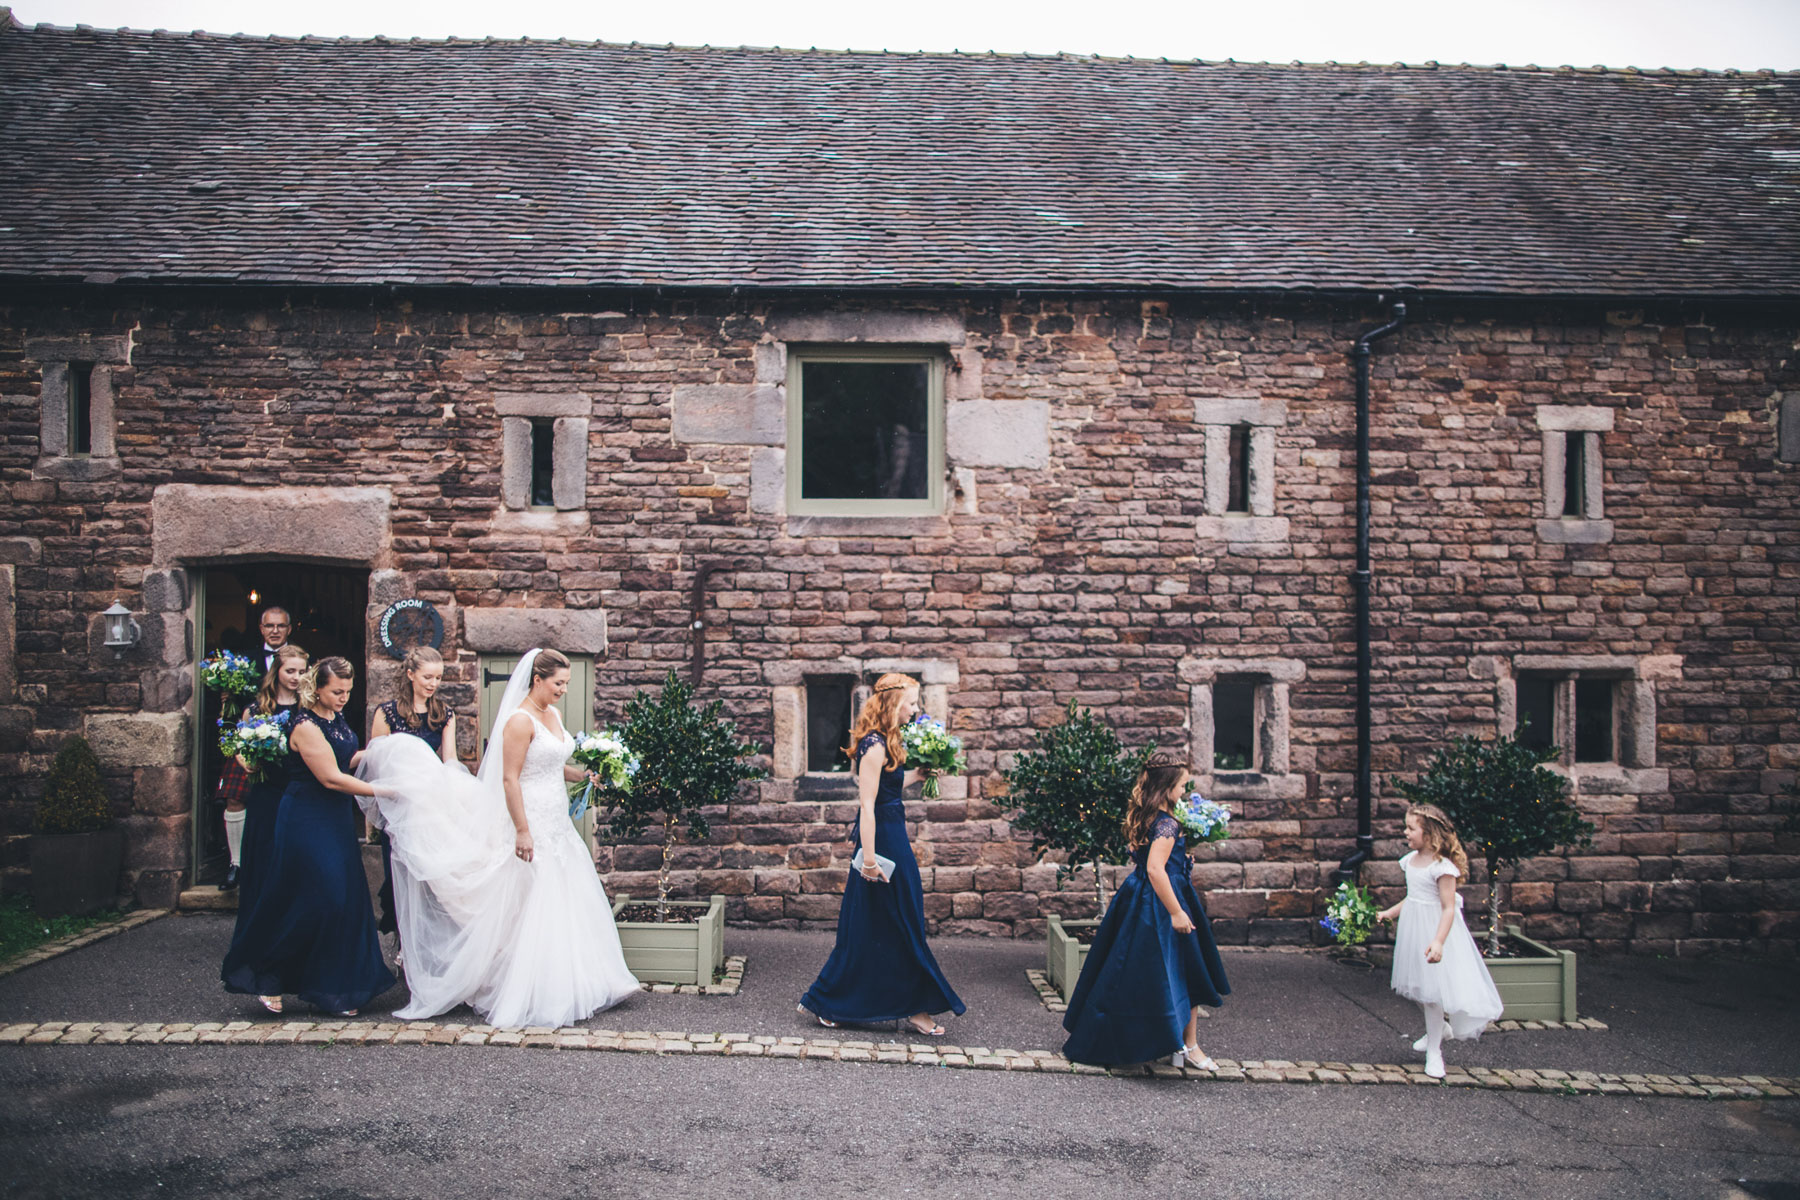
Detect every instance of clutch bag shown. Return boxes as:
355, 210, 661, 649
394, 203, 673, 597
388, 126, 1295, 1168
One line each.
850, 848, 896, 881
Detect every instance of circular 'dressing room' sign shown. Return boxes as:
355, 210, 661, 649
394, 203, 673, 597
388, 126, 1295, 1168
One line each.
378, 598, 445, 660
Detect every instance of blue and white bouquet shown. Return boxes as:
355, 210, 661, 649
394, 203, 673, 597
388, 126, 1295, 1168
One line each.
568, 728, 638, 820
201, 649, 261, 703
219, 709, 292, 781
1320, 880, 1381, 947
1171, 790, 1232, 844
901, 713, 964, 799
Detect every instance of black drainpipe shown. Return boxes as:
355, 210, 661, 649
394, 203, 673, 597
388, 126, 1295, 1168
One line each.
1332, 302, 1406, 886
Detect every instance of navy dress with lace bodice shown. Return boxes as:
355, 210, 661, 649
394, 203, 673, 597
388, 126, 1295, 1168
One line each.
377, 700, 445, 753
1061, 812, 1230, 1066
222, 708, 395, 1012
800, 732, 965, 1025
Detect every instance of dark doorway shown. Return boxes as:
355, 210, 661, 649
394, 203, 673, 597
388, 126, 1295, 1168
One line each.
193, 562, 370, 885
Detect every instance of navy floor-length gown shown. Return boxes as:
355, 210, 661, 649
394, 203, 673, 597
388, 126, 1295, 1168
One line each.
1061, 812, 1230, 1066
223, 701, 297, 957
801, 732, 966, 1025
222, 708, 396, 1012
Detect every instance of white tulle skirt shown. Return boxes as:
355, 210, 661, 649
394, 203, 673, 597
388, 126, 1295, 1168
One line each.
1389, 896, 1505, 1040
356, 735, 638, 1028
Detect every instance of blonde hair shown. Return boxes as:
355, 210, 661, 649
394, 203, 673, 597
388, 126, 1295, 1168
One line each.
530, 648, 571, 684
845, 673, 916, 768
1125, 752, 1189, 848
396, 646, 449, 729
1407, 803, 1470, 879
251, 644, 309, 716
300, 656, 355, 709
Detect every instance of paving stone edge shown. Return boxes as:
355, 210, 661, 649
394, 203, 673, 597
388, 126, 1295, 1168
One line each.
0, 910, 171, 980
0, 1018, 1767, 1099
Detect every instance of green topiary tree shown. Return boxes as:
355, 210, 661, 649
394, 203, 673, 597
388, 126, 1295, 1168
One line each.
1003, 701, 1152, 911
1391, 728, 1594, 955
35, 737, 111, 835
598, 672, 765, 920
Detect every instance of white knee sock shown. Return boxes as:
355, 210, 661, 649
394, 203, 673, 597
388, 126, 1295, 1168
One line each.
1423, 1002, 1446, 1056
223, 809, 245, 867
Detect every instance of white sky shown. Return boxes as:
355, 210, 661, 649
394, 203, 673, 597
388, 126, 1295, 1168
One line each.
9, 0, 1800, 70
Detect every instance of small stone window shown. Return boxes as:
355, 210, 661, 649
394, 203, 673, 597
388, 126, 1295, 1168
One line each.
804, 675, 859, 773
68, 363, 95, 455
26, 333, 130, 480
1502, 654, 1679, 795
787, 348, 945, 517
1225, 425, 1251, 514
1180, 656, 1306, 801
1536, 406, 1613, 544
1195, 398, 1289, 544
495, 393, 590, 514
1212, 679, 1258, 771
529, 420, 556, 508
1517, 671, 1618, 764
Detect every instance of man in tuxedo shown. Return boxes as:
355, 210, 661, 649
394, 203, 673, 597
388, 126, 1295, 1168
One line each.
252, 607, 292, 673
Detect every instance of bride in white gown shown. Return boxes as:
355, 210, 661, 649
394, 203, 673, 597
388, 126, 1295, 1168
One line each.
355, 648, 638, 1027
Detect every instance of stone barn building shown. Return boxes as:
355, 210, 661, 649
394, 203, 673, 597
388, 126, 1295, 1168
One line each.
2, 11, 1798, 954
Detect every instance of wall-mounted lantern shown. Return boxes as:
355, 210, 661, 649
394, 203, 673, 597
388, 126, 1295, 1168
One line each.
100, 601, 140, 659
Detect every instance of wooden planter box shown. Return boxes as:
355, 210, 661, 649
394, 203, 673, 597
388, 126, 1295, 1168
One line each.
1487, 923, 1578, 1023
1045, 914, 1101, 1004
30, 828, 124, 918
611, 893, 726, 986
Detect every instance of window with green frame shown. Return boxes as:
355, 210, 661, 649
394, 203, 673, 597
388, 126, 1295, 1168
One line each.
787, 348, 945, 516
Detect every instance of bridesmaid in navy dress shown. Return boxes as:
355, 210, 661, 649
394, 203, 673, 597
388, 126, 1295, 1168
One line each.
222, 656, 396, 1016
800, 673, 965, 1036
223, 644, 307, 960
368, 647, 457, 940
1062, 752, 1229, 1068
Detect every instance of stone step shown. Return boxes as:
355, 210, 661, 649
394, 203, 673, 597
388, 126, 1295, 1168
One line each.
178, 885, 237, 911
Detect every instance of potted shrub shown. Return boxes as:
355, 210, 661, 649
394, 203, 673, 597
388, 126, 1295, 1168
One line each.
1004, 701, 1149, 1002
30, 737, 125, 918
1392, 729, 1594, 1021
598, 672, 764, 985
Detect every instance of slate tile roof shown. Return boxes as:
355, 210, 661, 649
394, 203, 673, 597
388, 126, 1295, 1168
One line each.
2, 11, 1798, 297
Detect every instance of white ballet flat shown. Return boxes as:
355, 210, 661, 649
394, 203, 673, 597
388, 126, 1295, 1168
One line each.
1412, 1035, 1428, 1053
1424, 1050, 1446, 1079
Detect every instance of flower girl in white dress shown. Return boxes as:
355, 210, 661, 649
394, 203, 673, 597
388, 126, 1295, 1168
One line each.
1378, 803, 1503, 1078
355, 648, 638, 1028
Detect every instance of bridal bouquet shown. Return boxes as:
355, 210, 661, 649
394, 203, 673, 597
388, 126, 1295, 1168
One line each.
1172, 791, 1232, 844
219, 709, 292, 781
201, 650, 261, 703
1320, 880, 1381, 947
901, 713, 963, 799
568, 728, 638, 820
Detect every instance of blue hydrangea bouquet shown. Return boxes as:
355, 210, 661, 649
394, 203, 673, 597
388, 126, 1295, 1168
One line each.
219, 709, 292, 781
901, 713, 964, 799
201, 649, 262, 702
1172, 790, 1233, 843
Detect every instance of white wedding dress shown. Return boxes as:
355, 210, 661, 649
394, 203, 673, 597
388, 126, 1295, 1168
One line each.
355, 652, 638, 1028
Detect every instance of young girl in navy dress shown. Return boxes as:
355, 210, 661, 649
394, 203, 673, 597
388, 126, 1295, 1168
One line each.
1062, 752, 1230, 1068
1377, 803, 1503, 1078
799, 673, 965, 1037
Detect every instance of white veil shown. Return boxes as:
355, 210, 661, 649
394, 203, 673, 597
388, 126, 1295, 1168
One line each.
356, 649, 544, 1021
475, 648, 539, 793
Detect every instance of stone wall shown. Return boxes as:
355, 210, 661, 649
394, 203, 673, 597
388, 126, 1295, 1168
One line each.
1, 289, 1796, 953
